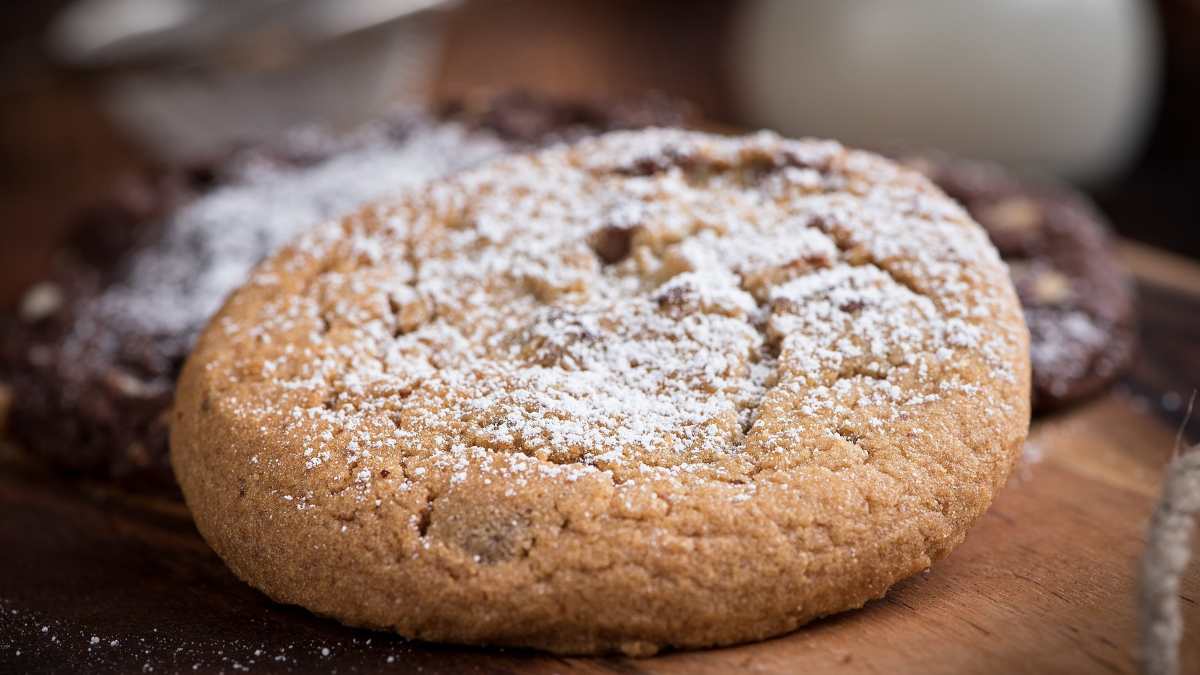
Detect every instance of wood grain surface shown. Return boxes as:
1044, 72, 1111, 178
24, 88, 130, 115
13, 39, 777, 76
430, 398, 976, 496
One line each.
1, 244, 1198, 674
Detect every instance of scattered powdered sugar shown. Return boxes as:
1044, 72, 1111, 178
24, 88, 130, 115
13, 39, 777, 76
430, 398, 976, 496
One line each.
206, 128, 1025, 506
0, 597, 414, 672
62, 119, 509, 362
1027, 308, 1110, 398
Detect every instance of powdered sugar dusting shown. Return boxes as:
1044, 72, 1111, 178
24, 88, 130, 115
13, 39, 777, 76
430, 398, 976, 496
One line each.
62, 120, 508, 363
1027, 308, 1110, 398
200, 128, 1026, 508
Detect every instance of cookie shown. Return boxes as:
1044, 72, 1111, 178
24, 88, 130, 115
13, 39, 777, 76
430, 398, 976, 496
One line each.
0, 167, 209, 478
896, 152, 1136, 409
172, 130, 1030, 655
440, 89, 690, 144
0, 94, 683, 484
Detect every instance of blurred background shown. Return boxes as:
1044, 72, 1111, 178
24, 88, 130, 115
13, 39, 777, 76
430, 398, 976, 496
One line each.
1, 0, 1197, 307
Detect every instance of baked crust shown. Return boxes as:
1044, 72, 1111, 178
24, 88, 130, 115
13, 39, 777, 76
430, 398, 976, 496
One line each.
173, 129, 1030, 655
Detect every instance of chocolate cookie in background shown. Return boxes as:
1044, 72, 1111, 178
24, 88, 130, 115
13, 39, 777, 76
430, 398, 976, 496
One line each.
0, 93, 690, 488
896, 152, 1137, 411
0, 167, 210, 475
439, 90, 690, 144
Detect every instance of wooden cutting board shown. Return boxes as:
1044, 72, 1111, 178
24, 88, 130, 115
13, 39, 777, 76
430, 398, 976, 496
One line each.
1, 241, 1198, 675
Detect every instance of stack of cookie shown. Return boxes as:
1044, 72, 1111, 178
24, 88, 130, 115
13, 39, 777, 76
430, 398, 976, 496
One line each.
0, 93, 688, 485
0, 94, 1134, 654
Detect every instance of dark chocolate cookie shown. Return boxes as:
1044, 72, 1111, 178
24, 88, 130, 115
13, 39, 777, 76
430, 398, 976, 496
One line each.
0, 94, 688, 487
896, 152, 1136, 410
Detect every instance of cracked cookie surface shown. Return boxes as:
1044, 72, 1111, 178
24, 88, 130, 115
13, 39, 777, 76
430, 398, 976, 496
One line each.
171, 129, 1031, 655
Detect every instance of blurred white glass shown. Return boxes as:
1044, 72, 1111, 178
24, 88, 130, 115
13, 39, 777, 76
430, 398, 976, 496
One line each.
732, 0, 1162, 183
49, 0, 454, 160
